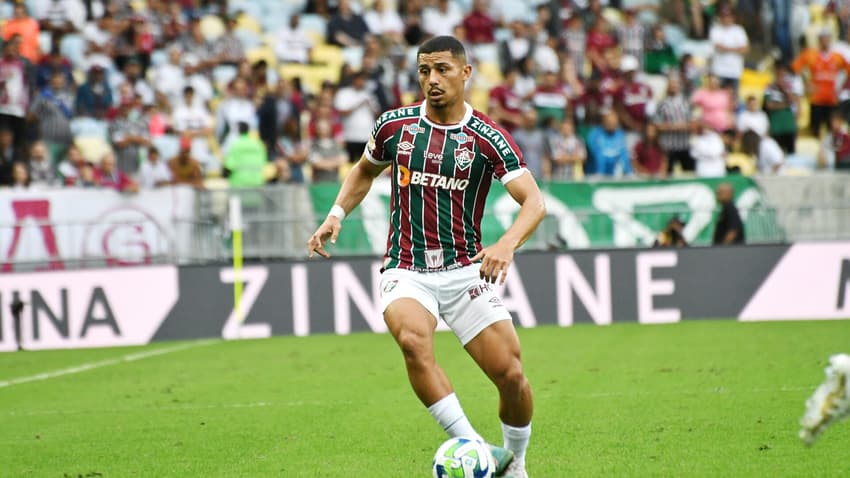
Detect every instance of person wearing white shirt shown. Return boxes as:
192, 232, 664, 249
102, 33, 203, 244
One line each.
274, 14, 314, 64
172, 86, 216, 172
364, 0, 405, 43
690, 122, 728, 177
137, 147, 173, 188
709, 5, 749, 93
152, 46, 186, 104
422, 0, 464, 38
215, 78, 258, 154
741, 130, 784, 174
736, 95, 769, 137
333, 71, 379, 163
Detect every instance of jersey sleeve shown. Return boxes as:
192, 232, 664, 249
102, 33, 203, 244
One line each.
364, 116, 394, 166
482, 121, 528, 185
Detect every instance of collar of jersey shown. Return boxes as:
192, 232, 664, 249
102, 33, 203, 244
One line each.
418, 101, 473, 130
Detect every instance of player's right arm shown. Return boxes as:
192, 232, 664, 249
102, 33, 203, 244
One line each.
307, 156, 388, 259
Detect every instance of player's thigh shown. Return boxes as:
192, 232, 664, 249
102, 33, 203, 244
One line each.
463, 319, 524, 384
380, 269, 440, 344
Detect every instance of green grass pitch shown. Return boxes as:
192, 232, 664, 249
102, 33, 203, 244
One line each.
1, 319, 849, 477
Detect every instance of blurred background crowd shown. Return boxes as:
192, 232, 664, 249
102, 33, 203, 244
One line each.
1, 0, 849, 193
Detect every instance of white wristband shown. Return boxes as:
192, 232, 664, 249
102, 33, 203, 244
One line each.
328, 204, 346, 221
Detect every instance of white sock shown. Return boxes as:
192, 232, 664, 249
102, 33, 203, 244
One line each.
427, 393, 483, 442
502, 422, 531, 468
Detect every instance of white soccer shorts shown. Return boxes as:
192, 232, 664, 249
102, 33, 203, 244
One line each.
379, 264, 512, 345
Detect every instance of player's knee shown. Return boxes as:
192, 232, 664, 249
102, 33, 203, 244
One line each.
396, 329, 432, 365
493, 360, 527, 392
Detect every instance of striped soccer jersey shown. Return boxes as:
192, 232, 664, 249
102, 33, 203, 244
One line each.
365, 101, 527, 272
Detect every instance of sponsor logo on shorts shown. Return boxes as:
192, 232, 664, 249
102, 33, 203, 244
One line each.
424, 249, 444, 269
404, 124, 425, 135
467, 283, 493, 300
454, 147, 474, 171
382, 279, 399, 293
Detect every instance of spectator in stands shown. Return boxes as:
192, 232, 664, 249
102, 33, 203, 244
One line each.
3, 3, 41, 64
29, 70, 75, 164
400, 0, 426, 47
422, 0, 464, 38
690, 116, 728, 177
96, 151, 139, 192
499, 21, 533, 75
488, 68, 525, 133
653, 216, 688, 248
513, 56, 538, 102
365, 0, 405, 44
179, 16, 216, 75
0, 36, 31, 160
327, 0, 371, 47
763, 63, 799, 154
274, 14, 314, 65
679, 53, 702, 96
532, 70, 570, 128
113, 56, 154, 106
615, 55, 653, 152
708, 3, 749, 93
632, 123, 668, 177
214, 15, 245, 67
562, 15, 586, 80
35, 0, 84, 39
28, 141, 55, 187
137, 146, 172, 189
309, 118, 347, 183
35, 45, 74, 90
740, 129, 784, 174
152, 46, 186, 103
712, 182, 745, 245
691, 73, 734, 133
644, 24, 678, 75
275, 117, 309, 184
9, 161, 29, 189
75, 65, 113, 118
737, 95, 769, 138
0, 128, 16, 185
586, 16, 617, 76
173, 85, 215, 171
792, 29, 849, 137
617, 8, 645, 68
224, 122, 267, 188
533, 32, 561, 78
181, 53, 214, 104
461, 0, 495, 45
216, 78, 257, 154
581, 0, 606, 29
360, 38, 394, 111
654, 74, 693, 174
334, 70, 379, 163
586, 109, 632, 176
109, 97, 150, 176
168, 136, 204, 188
57, 143, 88, 185
821, 112, 850, 170
545, 117, 586, 180
512, 109, 546, 179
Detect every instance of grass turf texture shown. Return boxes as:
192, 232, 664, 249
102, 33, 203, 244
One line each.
1, 320, 849, 477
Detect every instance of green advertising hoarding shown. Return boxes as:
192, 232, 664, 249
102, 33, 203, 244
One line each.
310, 176, 783, 256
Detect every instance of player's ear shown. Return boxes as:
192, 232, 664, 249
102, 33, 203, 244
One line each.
462, 63, 472, 81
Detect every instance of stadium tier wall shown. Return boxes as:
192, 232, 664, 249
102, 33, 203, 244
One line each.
1, 242, 849, 351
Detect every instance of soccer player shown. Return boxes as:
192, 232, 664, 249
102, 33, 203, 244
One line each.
307, 36, 545, 478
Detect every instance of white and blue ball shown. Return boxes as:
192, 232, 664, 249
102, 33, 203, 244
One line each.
432, 436, 495, 478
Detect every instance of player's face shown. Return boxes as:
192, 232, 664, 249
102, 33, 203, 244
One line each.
417, 51, 471, 110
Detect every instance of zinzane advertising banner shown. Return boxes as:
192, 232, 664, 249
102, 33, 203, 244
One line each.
1, 243, 848, 351
0, 186, 195, 271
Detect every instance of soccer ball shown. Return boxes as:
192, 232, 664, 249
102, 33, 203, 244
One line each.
432, 436, 495, 478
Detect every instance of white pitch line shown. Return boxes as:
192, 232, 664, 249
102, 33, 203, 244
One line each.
0, 340, 219, 390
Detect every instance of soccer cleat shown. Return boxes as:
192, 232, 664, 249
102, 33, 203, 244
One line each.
488, 445, 514, 476
799, 353, 850, 445
499, 460, 529, 478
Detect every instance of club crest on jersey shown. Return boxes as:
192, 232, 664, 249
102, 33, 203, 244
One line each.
450, 132, 471, 144
382, 279, 399, 293
397, 141, 414, 156
454, 147, 474, 171
425, 249, 444, 269
404, 124, 425, 135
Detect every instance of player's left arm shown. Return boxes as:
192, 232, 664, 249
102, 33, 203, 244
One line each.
473, 172, 546, 284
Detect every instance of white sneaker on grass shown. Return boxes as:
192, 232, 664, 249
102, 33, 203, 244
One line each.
800, 353, 850, 445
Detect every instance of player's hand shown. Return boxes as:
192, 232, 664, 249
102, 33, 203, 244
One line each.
471, 240, 514, 285
307, 217, 342, 259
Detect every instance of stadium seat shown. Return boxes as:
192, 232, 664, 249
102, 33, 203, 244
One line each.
663, 24, 687, 57
726, 153, 756, 176
794, 135, 821, 166
342, 46, 364, 70
472, 44, 499, 64
246, 46, 277, 68
0, 2, 12, 19
75, 136, 112, 164
59, 34, 87, 69
236, 13, 263, 34
300, 14, 328, 42
153, 135, 181, 162
149, 48, 168, 67
200, 15, 226, 41
212, 65, 239, 91
235, 29, 263, 49
492, 0, 535, 23
229, 0, 262, 19
310, 43, 344, 69
71, 118, 109, 141
797, 97, 811, 132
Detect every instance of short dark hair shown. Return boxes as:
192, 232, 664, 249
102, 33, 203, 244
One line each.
237, 122, 250, 135
417, 35, 466, 62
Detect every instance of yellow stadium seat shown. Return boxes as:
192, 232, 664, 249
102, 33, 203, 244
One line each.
246, 46, 277, 68
200, 15, 225, 41
311, 44, 344, 69
279, 64, 339, 93
468, 87, 489, 112
74, 136, 112, 165
797, 97, 811, 132
236, 14, 263, 34
726, 152, 756, 176
740, 69, 772, 90
795, 135, 821, 159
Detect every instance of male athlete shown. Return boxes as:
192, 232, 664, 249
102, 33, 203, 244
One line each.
308, 36, 546, 478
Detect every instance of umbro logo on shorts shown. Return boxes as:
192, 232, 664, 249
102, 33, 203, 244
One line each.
489, 297, 503, 308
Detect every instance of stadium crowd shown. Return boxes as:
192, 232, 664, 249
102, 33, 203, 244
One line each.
1, 0, 849, 192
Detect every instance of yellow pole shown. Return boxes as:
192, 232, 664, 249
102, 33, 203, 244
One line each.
229, 196, 244, 329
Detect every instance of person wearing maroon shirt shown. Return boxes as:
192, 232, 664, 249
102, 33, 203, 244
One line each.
632, 123, 668, 177
615, 54, 654, 151
96, 152, 139, 193
488, 68, 525, 132
308, 36, 544, 478
462, 0, 496, 44
586, 16, 618, 75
